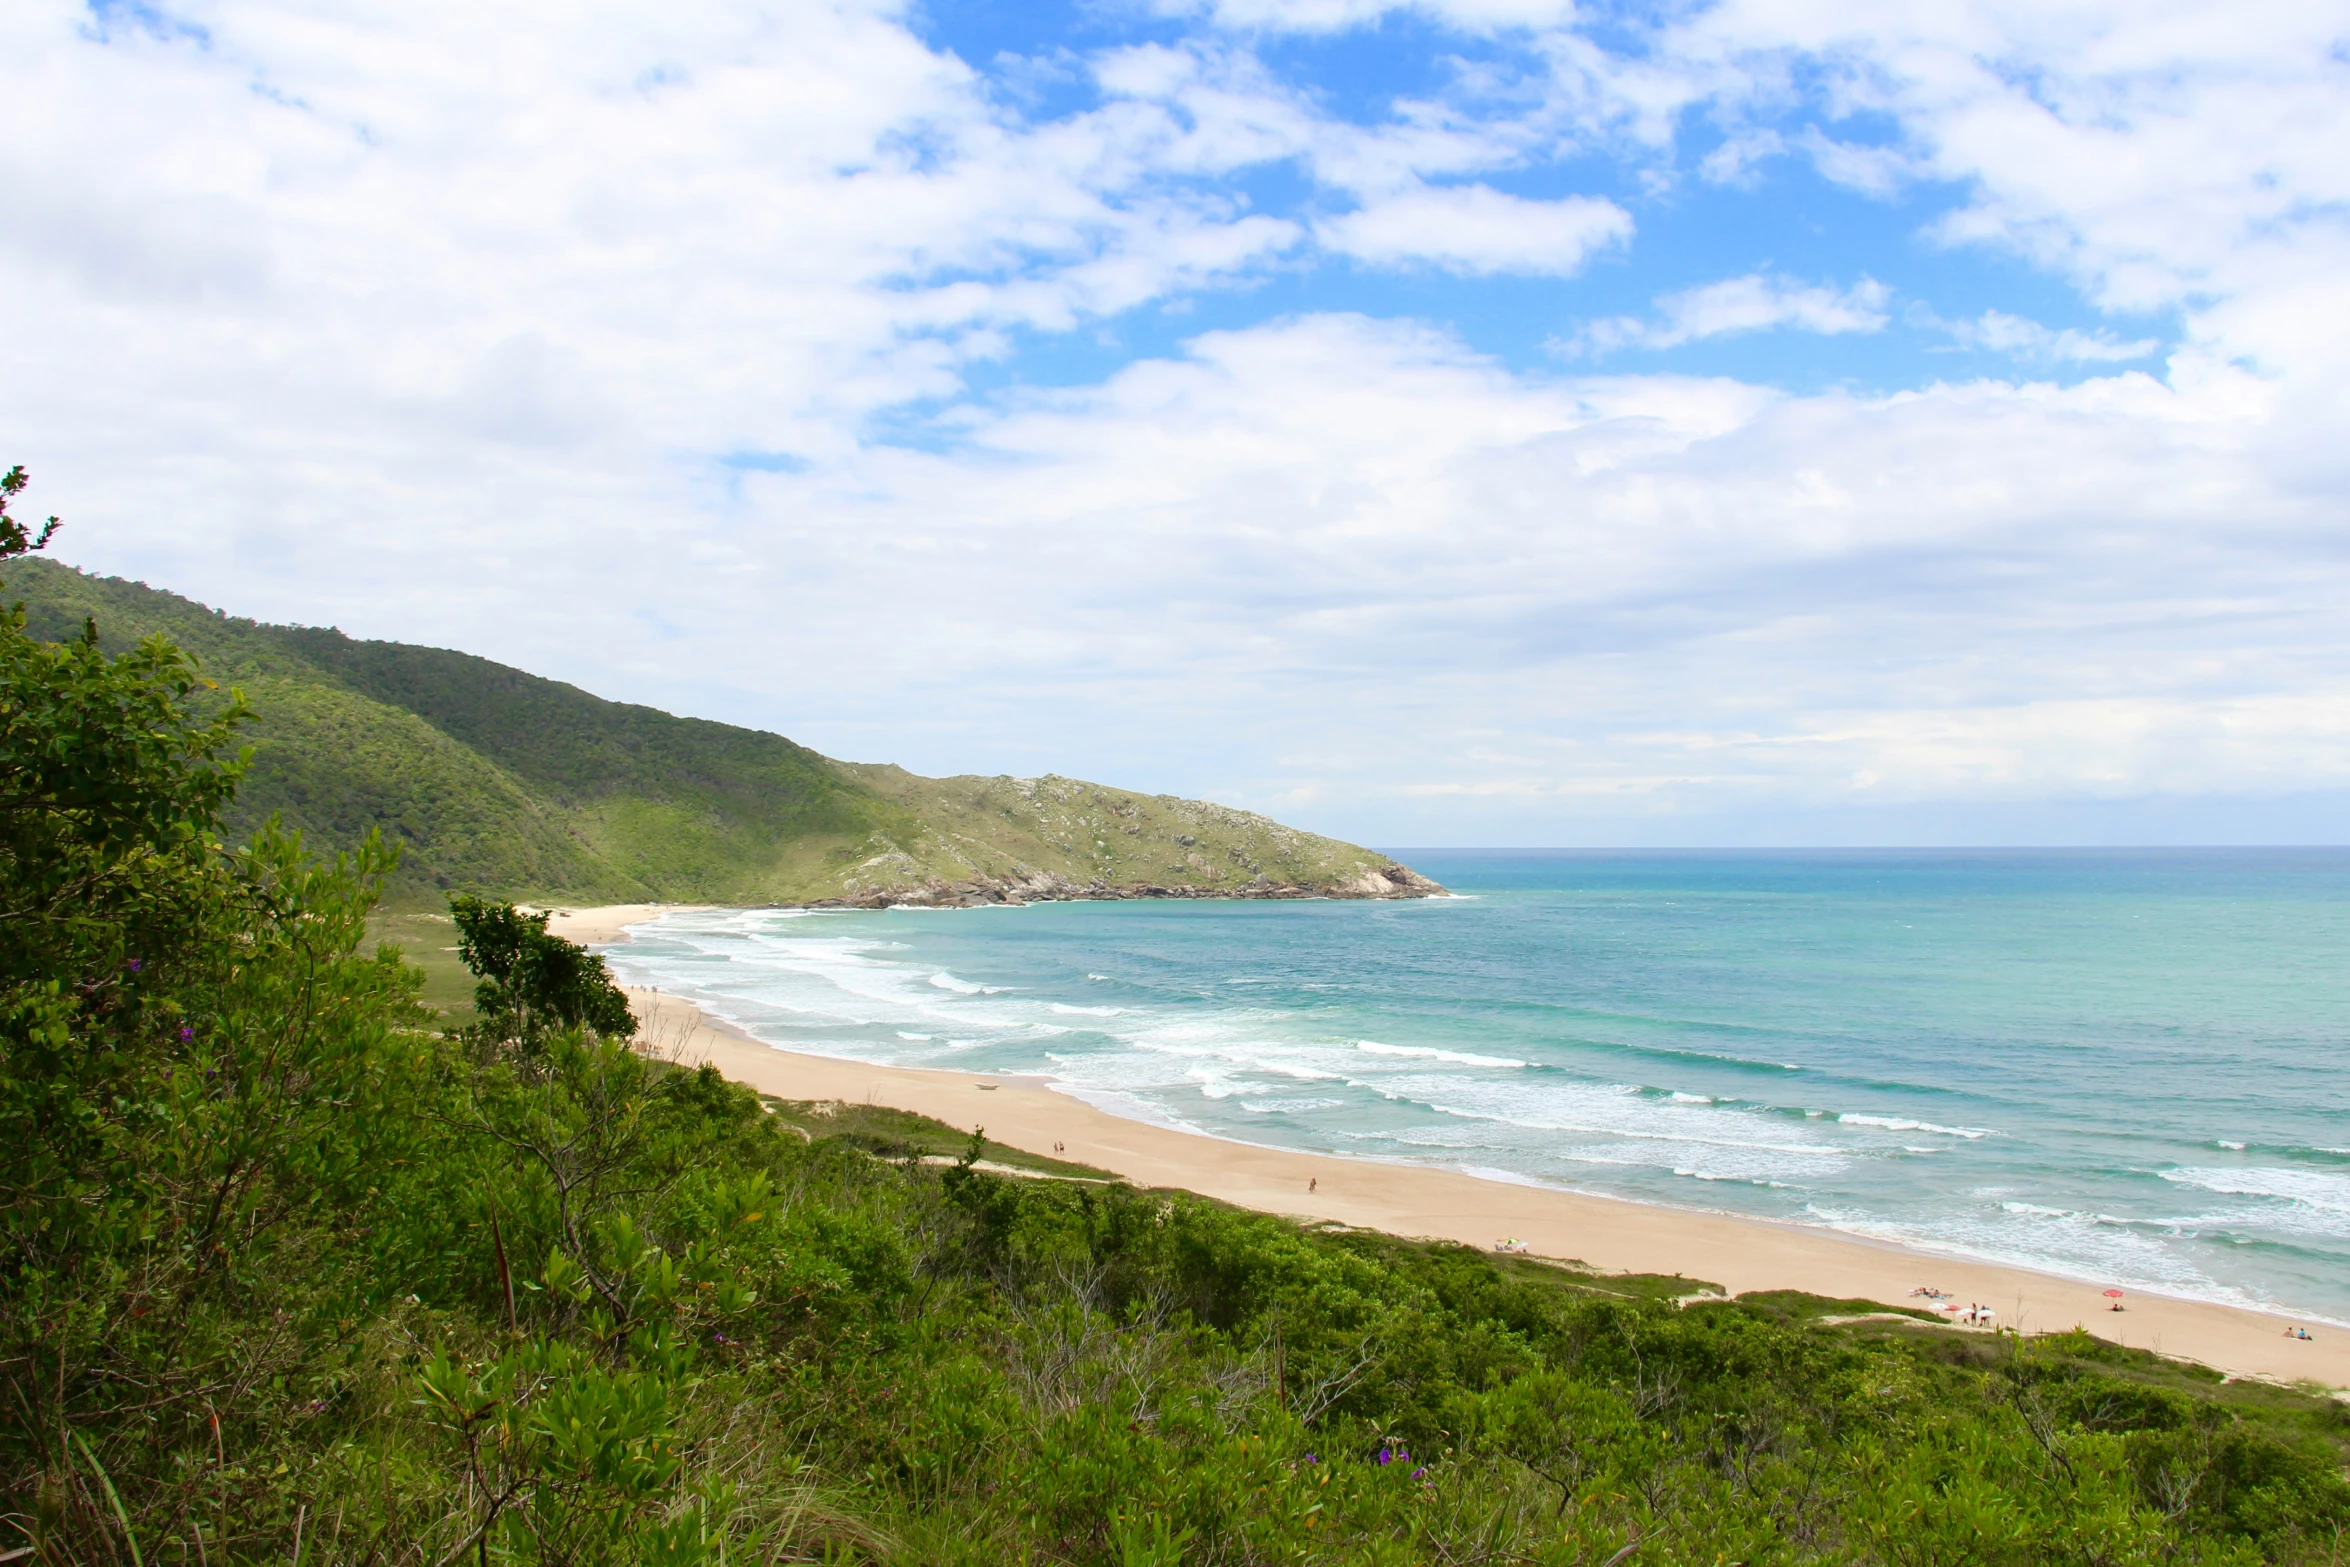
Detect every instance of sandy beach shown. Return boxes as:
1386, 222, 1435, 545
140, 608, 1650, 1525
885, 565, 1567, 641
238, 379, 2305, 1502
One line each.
563, 907, 2349, 1391
549, 905, 709, 945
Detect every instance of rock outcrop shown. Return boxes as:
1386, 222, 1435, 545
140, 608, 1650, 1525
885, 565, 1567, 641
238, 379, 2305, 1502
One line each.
805, 768, 1448, 907
808, 859, 1446, 909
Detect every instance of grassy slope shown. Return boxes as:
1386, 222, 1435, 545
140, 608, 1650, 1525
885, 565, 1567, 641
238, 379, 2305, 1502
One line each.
11, 560, 1432, 907
11, 563, 646, 902
834, 763, 1432, 899
269, 624, 921, 902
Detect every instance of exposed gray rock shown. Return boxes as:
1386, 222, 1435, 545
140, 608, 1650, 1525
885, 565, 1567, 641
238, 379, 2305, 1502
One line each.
804, 859, 1446, 909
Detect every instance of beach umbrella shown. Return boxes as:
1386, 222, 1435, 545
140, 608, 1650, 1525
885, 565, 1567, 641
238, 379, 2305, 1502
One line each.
2103, 1289, 2124, 1299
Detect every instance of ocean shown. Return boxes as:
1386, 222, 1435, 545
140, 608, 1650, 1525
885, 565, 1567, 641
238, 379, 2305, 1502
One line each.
601, 849, 2350, 1323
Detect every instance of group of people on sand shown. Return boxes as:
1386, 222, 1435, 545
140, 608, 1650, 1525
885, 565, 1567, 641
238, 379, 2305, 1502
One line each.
1910, 1288, 1996, 1326
2283, 1325, 2316, 1341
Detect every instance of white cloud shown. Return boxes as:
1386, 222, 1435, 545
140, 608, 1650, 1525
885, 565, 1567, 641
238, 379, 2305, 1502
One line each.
1654, 0, 2350, 366
1941, 309, 2161, 363
1797, 131, 1930, 198
1154, 0, 1576, 33
1574, 274, 1890, 353
642, 311, 2340, 839
1215, 0, 2350, 380
1317, 184, 1632, 275
0, 0, 1321, 458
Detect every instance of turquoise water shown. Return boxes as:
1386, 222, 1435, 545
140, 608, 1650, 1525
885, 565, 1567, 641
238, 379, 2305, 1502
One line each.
604, 850, 2350, 1321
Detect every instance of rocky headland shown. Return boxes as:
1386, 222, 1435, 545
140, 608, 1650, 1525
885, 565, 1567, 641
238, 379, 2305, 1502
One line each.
808, 859, 1448, 909
809, 767, 1447, 907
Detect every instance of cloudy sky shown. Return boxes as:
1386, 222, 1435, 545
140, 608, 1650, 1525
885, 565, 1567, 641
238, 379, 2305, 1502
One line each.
7, 0, 2348, 845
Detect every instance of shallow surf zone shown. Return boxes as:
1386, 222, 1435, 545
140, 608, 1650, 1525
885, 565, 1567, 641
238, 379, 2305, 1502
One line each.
603, 850, 2350, 1324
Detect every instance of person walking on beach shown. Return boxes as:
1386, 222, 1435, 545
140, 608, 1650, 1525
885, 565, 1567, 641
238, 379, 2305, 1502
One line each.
1309, 1177, 1317, 1194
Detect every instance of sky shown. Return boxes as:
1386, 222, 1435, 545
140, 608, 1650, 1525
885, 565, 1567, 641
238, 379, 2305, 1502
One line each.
5, 0, 2349, 846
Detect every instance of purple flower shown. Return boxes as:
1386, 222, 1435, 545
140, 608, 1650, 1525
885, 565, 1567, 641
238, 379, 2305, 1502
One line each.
126, 960, 142, 973
178, 1026, 194, 1041
1302, 1453, 1317, 1464
1376, 1448, 1392, 1466
1412, 1467, 1426, 1480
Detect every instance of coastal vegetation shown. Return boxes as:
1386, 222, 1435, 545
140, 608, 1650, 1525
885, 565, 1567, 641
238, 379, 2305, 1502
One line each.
6, 475, 2350, 1563
5, 560, 1434, 908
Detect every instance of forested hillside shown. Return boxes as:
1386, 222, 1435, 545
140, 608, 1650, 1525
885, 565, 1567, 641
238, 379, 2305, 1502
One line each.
8, 560, 1435, 907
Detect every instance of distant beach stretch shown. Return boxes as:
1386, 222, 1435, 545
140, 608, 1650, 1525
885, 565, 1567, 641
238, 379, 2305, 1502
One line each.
554, 852, 2350, 1391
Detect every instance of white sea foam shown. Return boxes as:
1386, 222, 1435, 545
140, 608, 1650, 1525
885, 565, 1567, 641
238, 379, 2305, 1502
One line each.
1838, 1112, 1992, 1139
1675, 1168, 1787, 1186
1390, 1071, 1843, 1150
1802, 1198, 2258, 1305
2146, 1204, 2350, 1242
2162, 1166, 2350, 1222
1603, 1127, 1845, 1156
1194, 1071, 1265, 1100
2000, 1199, 2131, 1226
1360, 1075, 1858, 1189
609, 922, 1027, 1040
1246, 1060, 1343, 1082
600, 898, 2350, 1325
1356, 1039, 1528, 1069
1549, 1140, 1824, 1186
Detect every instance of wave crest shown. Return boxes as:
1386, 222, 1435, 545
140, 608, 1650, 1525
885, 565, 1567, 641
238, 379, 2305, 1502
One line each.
1356, 1039, 1528, 1069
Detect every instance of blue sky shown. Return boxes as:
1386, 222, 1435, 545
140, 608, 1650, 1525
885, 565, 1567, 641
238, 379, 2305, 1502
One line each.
4, 0, 2347, 844
909, 0, 2167, 396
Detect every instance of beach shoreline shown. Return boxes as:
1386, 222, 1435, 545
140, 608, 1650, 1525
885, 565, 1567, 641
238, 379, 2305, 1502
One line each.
552, 906, 2350, 1391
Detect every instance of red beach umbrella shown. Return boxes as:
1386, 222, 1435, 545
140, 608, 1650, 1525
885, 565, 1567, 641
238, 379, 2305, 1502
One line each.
2103, 1289, 2124, 1298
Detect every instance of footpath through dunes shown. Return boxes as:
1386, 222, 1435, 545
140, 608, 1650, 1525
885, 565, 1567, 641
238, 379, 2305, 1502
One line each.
6, 559, 1442, 909
562, 922, 2350, 1394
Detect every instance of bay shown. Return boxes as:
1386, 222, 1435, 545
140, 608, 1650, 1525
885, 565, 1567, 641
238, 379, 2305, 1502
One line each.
603, 848, 2350, 1322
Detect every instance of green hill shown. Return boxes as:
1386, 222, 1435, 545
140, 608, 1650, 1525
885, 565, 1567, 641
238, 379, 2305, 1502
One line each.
7, 559, 1441, 907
